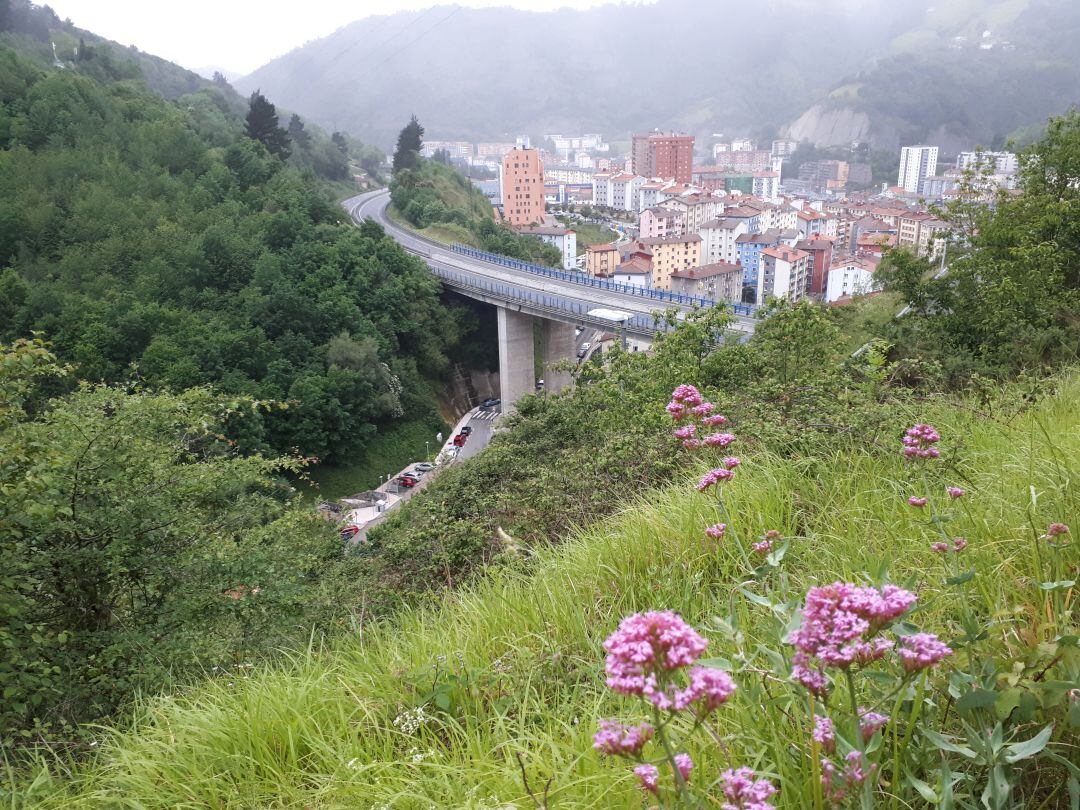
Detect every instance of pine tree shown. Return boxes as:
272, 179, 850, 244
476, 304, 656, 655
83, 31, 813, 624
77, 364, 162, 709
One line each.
392, 115, 424, 173
287, 113, 312, 150
245, 90, 291, 160
331, 131, 348, 155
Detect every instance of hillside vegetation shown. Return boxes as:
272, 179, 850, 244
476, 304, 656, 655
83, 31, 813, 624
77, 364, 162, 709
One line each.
17, 369, 1078, 807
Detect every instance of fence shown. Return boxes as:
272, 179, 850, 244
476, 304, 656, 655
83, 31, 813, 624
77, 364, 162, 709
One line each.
449, 244, 759, 318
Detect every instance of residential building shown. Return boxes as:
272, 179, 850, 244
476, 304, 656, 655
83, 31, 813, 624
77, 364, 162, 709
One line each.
585, 243, 620, 277
956, 150, 1018, 176
796, 237, 835, 296
546, 165, 595, 184
633, 132, 695, 183
639, 207, 682, 239
638, 234, 701, 290
517, 226, 577, 270
897, 145, 939, 194
422, 140, 473, 159
736, 231, 777, 288
771, 139, 797, 158
592, 172, 613, 207
825, 255, 880, 302
659, 193, 724, 235
609, 173, 646, 211
670, 262, 742, 303
706, 150, 773, 173
612, 256, 651, 287
847, 163, 873, 186
731, 138, 755, 152
758, 246, 811, 303
699, 217, 748, 264
638, 180, 676, 211
501, 146, 546, 226
476, 142, 515, 158
753, 171, 780, 201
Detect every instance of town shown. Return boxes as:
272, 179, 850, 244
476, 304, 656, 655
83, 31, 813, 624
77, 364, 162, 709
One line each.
420, 133, 1018, 308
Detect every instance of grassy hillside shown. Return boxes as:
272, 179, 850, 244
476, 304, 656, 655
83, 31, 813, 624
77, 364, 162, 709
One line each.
18, 372, 1077, 807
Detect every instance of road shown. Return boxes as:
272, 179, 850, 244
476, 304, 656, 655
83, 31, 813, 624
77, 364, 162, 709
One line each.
343, 189, 759, 338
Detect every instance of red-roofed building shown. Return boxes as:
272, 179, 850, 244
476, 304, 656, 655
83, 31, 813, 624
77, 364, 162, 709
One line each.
670, 261, 743, 303
796, 237, 836, 296
758, 246, 811, 303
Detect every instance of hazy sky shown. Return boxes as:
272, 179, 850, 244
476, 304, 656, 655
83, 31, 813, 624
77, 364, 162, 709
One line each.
45, 1, 641, 76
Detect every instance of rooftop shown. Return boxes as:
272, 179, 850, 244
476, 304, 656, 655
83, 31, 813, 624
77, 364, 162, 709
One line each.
639, 234, 702, 245
761, 246, 810, 262
671, 261, 742, 280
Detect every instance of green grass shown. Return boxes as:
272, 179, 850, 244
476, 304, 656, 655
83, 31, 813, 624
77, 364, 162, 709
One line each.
295, 415, 449, 502
558, 217, 617, 255
17, 375, 1079, 807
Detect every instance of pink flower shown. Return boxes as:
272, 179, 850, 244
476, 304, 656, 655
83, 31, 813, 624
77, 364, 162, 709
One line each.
704, 432, 736, 448
788, 583, 916, 681
603, 612, 708, 702
791, 652, 829, 696
634, 763, 659, 794
822, 752, 876, 806
697, 468, 735, 491
682, 438, 702, 450
908, 496, 927, 508
671, 384, 703, 406
902, 423, 941, 460
859, 709, 888, 741
705, 523, 726, 540
674, 753, 693, 782
722, 456, 741, 470
674, 424, 697, 440
812, 714, 835, 753
751, 539, 772, 555
1044, 522, 1070, 538
691, 402, 715, 416
592, 720, 653, 756
931, 541, 949, 554
666, 401, 687, 421
764, 529, 781, 539
947, 486, 965, 499
703, 414, 728, 426
897, 632, 952, 672
720, 766, 777, 810
686, 666, 736, 712
952, 536, 967, 552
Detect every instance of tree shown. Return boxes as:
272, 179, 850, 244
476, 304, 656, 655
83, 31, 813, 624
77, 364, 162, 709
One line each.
287, 113, 311, 150
392, 115, 424, 173
331, 130, 348, 155
245, 90, 290, 159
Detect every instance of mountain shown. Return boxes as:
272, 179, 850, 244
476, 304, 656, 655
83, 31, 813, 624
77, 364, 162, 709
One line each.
237, 0, 1079, 153
788, 0, 1080, 151
236, 0, 921, 149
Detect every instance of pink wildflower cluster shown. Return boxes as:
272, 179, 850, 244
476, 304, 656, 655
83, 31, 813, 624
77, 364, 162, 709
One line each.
822, 752, 876, 806
592, 720, 653, 756
908, 496, 928, 508
789, 582, 934, 695
632, 755, 694, 795
1043, 522, 1070, 545
812, 709, 887, 756
947, 486, 966, 499
602, 612, 735, 713
902, 423, 941, 460
667, 385, 736, 452
705, 523, 727, 540
897, 633, 952, 673
933, 537, 967, 553
720, 767, 778, 810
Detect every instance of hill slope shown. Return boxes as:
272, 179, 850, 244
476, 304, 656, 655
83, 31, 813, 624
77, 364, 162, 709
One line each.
19, 371, 1078, 807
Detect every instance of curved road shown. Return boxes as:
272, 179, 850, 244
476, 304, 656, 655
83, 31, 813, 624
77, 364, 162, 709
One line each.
343, 189, 758, 338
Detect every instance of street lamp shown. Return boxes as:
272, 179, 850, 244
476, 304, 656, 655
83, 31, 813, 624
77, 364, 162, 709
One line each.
425, 440, 430, 460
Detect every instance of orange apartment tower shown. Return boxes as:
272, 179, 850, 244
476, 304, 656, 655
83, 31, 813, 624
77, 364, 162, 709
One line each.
501, 147, 546, 226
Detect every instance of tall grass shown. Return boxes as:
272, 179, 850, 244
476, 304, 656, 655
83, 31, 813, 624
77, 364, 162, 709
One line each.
15, 376, 1078, 808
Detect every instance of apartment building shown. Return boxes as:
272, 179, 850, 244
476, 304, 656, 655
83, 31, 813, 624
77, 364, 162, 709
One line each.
826, 255, 880, 302
699, 217, 748, 265
609, 173, 646, 211
585, 243, 620, 277
517, 226, 577, 270
501, 146, 546, 226
632, 132, 695, 183
758, 246, 811, 303
638, 234, 702, 290
659, 193, 724, 235
639, 207, 682, 239
897, 145, 938, 194
795, 237, 835, 296
670, 262, 743, 303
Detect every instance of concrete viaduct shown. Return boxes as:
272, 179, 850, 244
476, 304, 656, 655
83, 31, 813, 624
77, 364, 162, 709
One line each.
344, 189, 759, 409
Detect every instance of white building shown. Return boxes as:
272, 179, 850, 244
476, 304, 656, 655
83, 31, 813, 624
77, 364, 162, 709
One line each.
518, 226, 578, 270
825, 255, 880, 302
956, 150, 1018, 175
771, 139, 797, 158
699, 217, 748, 264
897, 145, 939, 194
731, 138, 756, 152
752, 172, 781, 202
592, 172, 613, 207
758, 246, 810, 303
609, 173, 646, 212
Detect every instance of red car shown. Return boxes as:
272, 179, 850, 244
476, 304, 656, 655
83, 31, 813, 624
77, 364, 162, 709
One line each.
395, 475, 419, 488
452, 433, 468, 447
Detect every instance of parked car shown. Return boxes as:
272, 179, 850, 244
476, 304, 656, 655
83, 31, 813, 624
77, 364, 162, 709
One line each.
395, 475, 419, 488
577, 342, 592, 359
460, 425, 473, 436
480, 398, 501, 409
452, 433, 467, 447
414, 462, 436, 472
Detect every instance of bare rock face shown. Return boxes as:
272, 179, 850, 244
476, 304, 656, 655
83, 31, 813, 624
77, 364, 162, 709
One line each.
784, 104, 872, 148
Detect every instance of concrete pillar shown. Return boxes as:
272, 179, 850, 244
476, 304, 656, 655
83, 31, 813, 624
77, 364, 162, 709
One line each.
540, 319, 577, 394
497, 306, 535, 410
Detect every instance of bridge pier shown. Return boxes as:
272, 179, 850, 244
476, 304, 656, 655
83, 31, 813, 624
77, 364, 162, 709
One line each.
497, 307, 536, 411
540, 320, 576, 394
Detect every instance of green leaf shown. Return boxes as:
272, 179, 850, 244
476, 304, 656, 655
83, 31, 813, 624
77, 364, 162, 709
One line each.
908, 774, 939, 803
945, 569, 976, 586
994, 688, 1022, 721
434, 692, 451, 711
956, 688, 998, 713
922, 729, 977, 758
1003, 724, 1053, 763
1038, 580, 1076, 591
